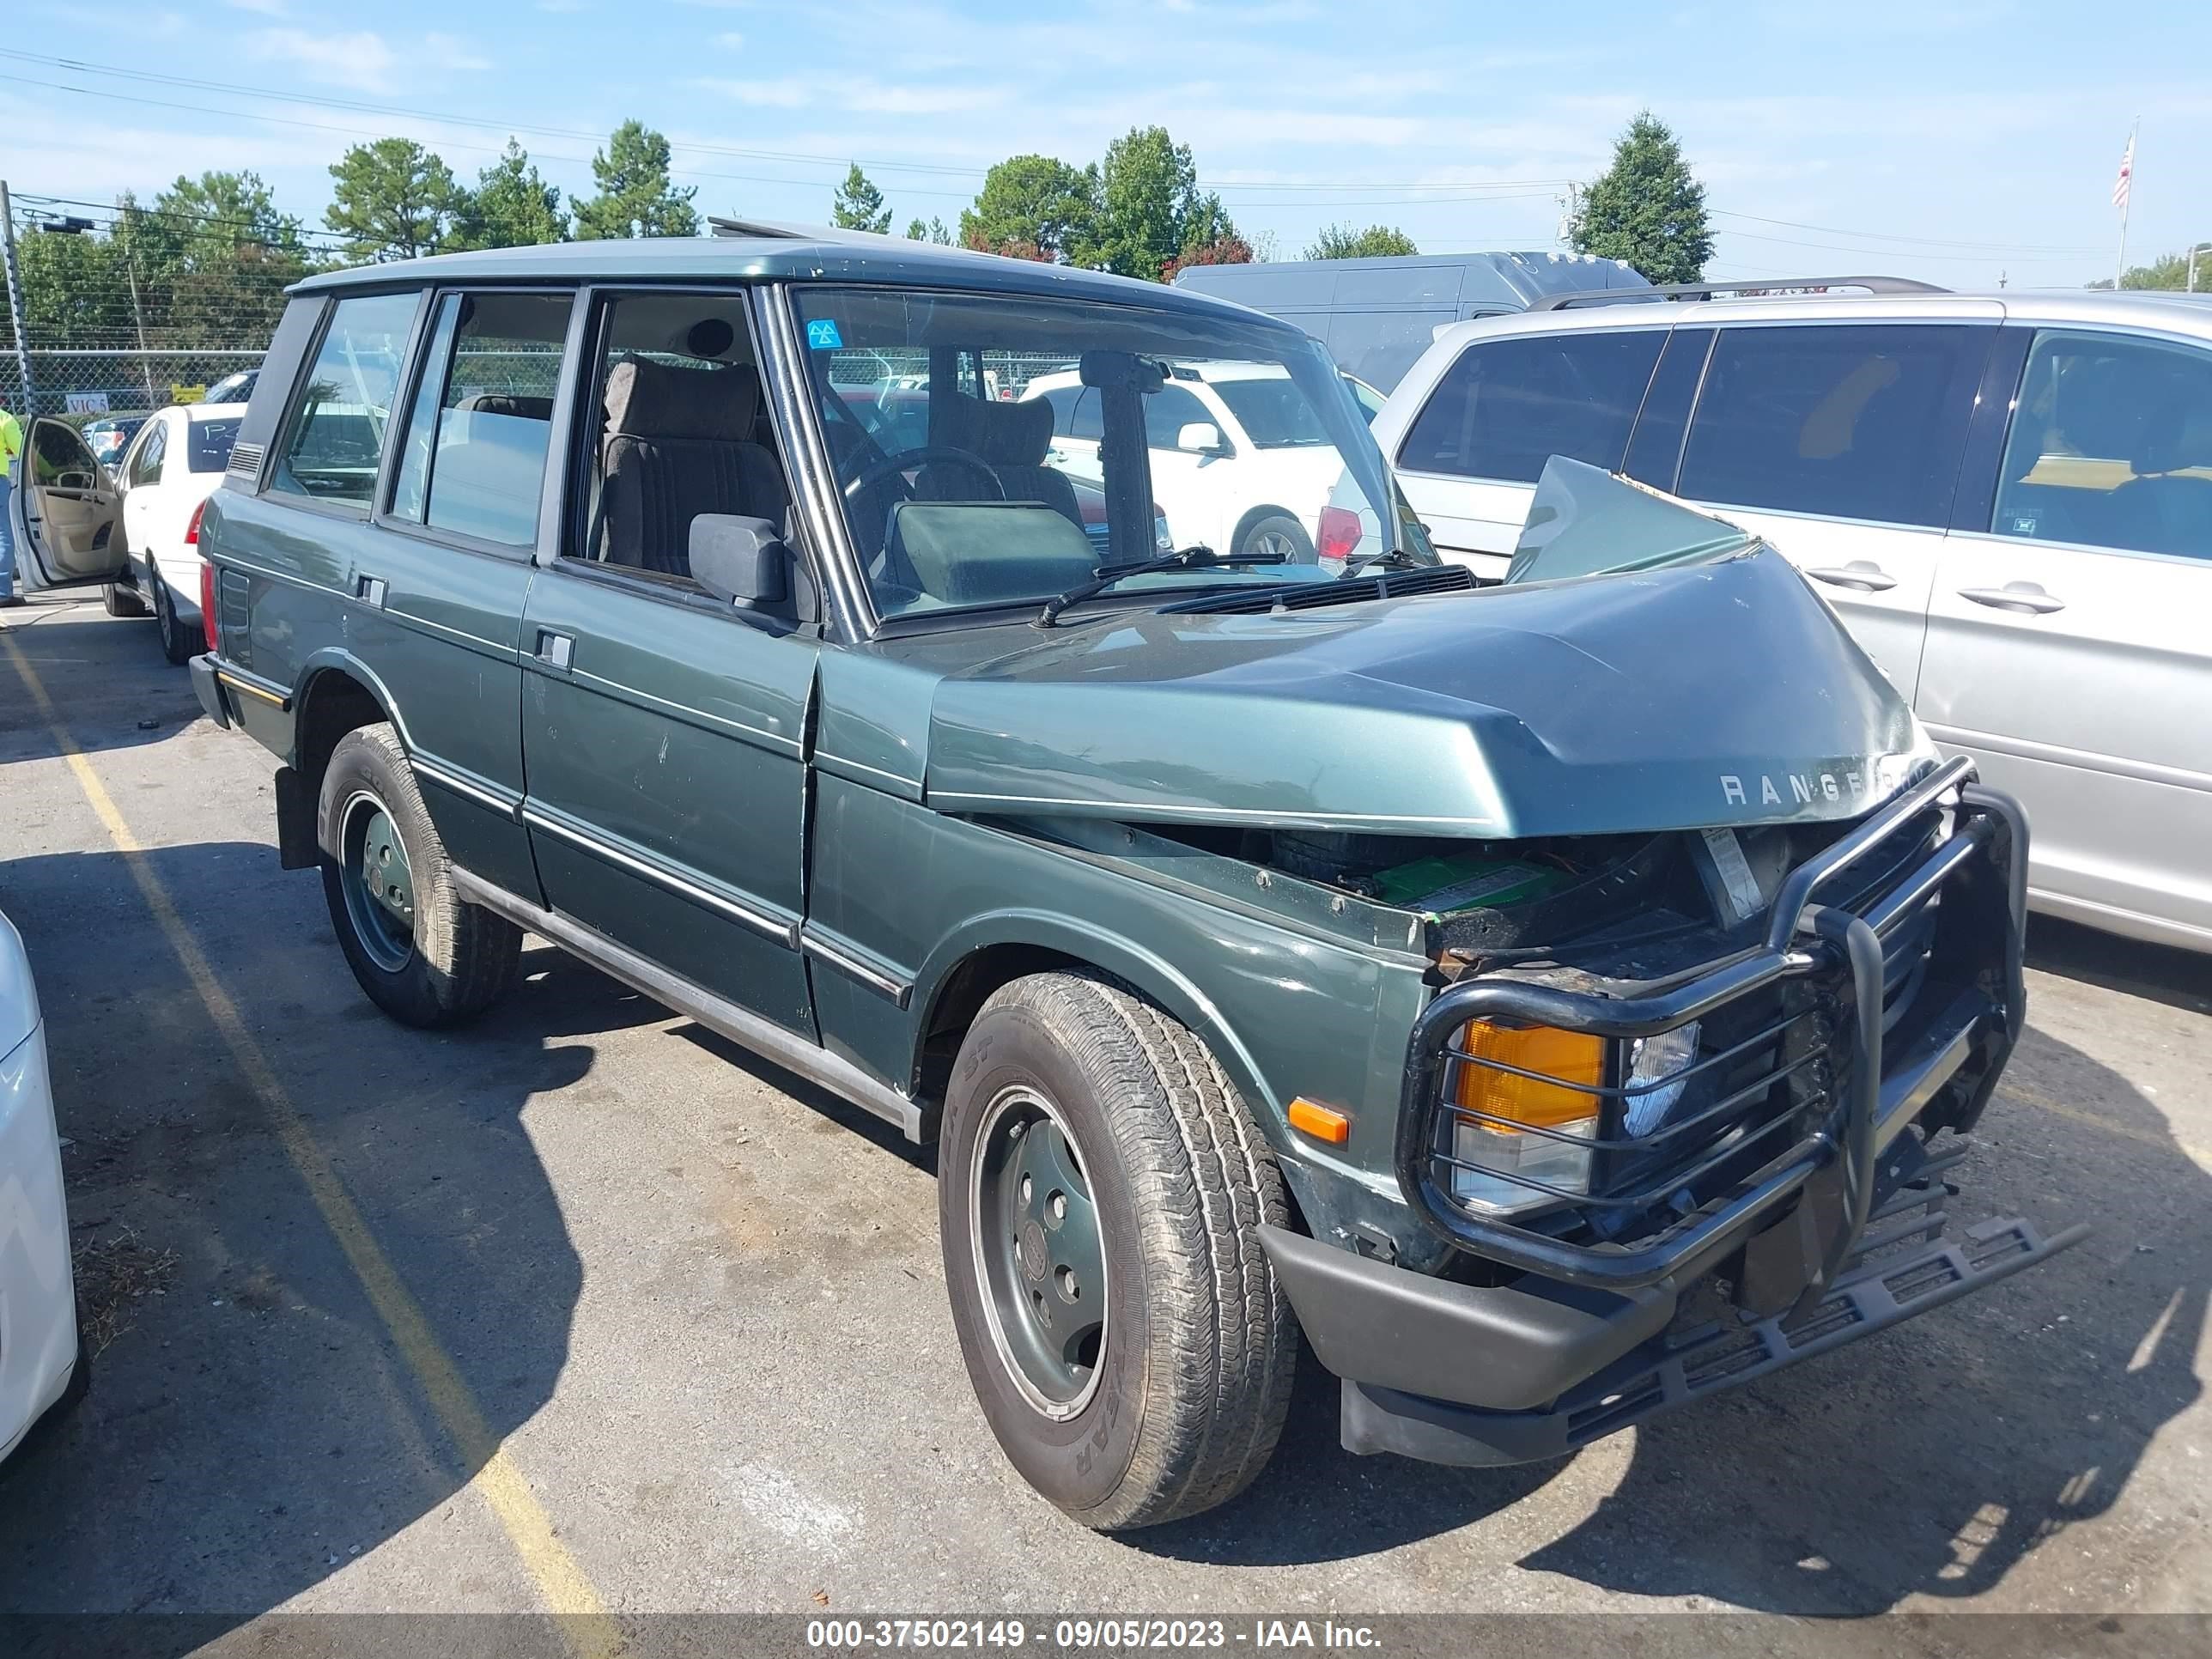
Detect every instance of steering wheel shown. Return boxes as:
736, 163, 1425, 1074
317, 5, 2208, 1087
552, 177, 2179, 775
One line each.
842, 445, 1006, 503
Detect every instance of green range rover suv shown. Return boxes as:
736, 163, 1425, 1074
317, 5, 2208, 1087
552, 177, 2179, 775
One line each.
190, 228, 2082, 1528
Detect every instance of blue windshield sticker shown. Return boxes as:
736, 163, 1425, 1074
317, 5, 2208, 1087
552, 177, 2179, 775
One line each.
805, 319, 845, 350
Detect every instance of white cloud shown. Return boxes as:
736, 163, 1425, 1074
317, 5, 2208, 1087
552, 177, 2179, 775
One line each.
224, 0, 287, 14
245, 28, 398, 94
716, 30, 744, 49
424, 32, 493, 73
538, 0, 584, 9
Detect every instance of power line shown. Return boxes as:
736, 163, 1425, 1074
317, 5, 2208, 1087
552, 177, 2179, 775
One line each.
1710, 208, 2103, 257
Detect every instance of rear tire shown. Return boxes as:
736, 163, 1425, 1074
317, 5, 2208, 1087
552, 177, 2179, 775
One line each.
939, 971, 1296, 1530
103, 580, 148, 618
319, 722, 521, 1028
151, 573, 197, 665
1235, 512, 1314, 563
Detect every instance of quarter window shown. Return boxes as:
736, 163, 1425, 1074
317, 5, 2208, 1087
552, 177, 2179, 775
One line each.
1397, 331, 1664, 483
1678, 324, 1984, 527
389, 290, 569, 546
270, 290, 419, 510
1990, 330, 2212, 561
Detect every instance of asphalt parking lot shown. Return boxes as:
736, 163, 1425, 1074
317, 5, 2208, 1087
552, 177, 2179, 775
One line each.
2, 594, 2207, 1638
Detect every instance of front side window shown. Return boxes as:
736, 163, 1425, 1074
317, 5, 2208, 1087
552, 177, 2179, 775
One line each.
31, 420, 100, 488
389, 290, 568, 545
1678, 323, 1984, 527
270, 290, 418, 509
793, 287, 1400, 621
1990, 330, 2212, 561
1397, 330, 1664, 484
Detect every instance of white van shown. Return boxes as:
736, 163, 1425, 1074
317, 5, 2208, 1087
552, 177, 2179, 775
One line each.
1370, 284, 2212, 953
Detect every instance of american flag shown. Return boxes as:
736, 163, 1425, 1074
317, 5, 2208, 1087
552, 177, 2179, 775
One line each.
2113, 134, 2135, 210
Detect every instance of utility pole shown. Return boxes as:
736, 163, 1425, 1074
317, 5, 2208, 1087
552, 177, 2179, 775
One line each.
2190, 243, 2209, 294
2115, 118, 2138, 290
118, 208, 161, 408
0, 179, 35, 419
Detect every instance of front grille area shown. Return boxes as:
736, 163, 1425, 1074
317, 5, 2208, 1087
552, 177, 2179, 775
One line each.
1395, 758, 2022, 1286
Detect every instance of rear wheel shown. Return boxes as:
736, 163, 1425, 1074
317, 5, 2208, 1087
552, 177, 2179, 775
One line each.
1236, 513, 1314, 564
319, 722, 521, 1027
151, 572, 197, 665
939, 971, 1295, 1530
102, 580, 148, 618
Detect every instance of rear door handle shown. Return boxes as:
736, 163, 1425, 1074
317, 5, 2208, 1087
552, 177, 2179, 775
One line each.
356, 574, 387, 608
1804, 562, 1898, 592
1959, 583, 2065, 614
534, 629, 574, 670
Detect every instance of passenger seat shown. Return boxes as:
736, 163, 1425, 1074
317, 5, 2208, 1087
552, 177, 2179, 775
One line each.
600, 356, 788, 577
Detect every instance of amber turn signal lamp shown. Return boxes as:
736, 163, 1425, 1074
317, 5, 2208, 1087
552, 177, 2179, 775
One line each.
1287, 1097, 1351, 1146
1454, 1023, 1607, 1131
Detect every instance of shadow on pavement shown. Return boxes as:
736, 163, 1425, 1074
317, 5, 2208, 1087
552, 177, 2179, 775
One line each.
1139, 939, 2207, 1613
0, 841, 655, 1640
0, 603, 199, 763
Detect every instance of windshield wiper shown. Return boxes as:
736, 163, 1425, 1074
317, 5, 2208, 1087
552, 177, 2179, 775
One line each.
1340, 547, 1427, 576
1035, 545, 1286, 628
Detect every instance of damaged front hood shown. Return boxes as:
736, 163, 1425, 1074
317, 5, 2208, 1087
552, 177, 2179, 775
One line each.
923, 547, 1935, 839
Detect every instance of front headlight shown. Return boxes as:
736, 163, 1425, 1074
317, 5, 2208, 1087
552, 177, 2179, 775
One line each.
1623, 1022, 1701, 1137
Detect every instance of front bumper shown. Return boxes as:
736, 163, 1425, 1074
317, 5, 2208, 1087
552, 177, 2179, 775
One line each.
1266, 756, 2089, 1464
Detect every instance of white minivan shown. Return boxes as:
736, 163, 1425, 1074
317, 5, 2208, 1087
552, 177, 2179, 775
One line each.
1371, 287, 2212, 954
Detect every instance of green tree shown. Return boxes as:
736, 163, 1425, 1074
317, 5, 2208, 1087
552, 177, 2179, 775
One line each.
1570, 111, 1712, 284
573, 120, 700, 240
155, 171, 306, 263
325, 138, 465, 261
1304, 223, 1418, 259
905, 216, 953, 245
831, 163, 892, 234
960, 155, 1098, 262
1085, 125, 1223, 280
2092, 240, 2212, 290
453, 140, 568, 250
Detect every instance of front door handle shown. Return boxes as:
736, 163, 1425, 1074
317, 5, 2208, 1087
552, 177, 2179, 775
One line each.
534, 629, 574, 670
1804, 561, 1898, 592
1959, 582, 2065, 615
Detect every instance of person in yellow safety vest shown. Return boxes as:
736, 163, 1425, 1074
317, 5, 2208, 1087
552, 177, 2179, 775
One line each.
0, 402, 23, 607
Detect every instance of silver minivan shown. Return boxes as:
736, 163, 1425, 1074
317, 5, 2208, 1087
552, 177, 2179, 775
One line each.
1372, 288, 2212, 954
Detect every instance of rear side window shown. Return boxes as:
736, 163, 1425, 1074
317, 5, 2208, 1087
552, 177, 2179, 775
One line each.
187, 418, 240, 474
1990, 330, 2212, 561
1397, 330, 1664, 483
389, 290, 568, 546
128, 419, 168, 488
1678, 324, 1984, 527
270, 290, 419, 510
1041, 385, 1101, 441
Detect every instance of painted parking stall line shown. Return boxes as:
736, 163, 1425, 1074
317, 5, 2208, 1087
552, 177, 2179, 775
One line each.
1, 628, 621, 1659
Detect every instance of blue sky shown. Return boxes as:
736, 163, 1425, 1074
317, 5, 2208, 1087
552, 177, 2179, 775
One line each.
5, 0, 2209, 288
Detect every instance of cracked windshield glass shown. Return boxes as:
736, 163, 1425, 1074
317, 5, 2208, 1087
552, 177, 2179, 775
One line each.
793, 287, 1411, 619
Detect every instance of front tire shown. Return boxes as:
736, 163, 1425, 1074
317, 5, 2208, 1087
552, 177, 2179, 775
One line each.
103, 580, 148, 618
939, 972, 1295, 1530
318, 722, 521, 1028
151, 572, 197, 665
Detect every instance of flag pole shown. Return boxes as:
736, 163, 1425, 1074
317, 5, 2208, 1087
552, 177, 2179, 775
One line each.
2116, 118, 2137, 289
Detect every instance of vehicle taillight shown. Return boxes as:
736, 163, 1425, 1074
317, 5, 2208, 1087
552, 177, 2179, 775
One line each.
199, 561, 218, 653
184, 499, 206, 544
1317, 506, 1363, 566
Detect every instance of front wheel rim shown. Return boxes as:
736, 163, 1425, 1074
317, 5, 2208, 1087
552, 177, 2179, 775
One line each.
969, 1085, 1109, 1420
337, 790, 417, 973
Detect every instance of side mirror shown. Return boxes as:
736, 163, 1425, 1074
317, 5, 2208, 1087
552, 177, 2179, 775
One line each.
1176, 422, 1227, 457
690, 514, 790, 609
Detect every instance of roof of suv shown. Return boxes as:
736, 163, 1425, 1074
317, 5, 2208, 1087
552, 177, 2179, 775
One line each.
289, 234, 1297, 331
1425, 286, 2212, 355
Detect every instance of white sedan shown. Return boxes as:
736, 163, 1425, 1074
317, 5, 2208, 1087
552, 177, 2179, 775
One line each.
1021, 363, 1368, 563
109, 402, 246, 664
0, 903, 82, 1466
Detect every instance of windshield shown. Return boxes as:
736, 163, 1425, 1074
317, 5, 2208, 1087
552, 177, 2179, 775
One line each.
794, 287, 1401, 621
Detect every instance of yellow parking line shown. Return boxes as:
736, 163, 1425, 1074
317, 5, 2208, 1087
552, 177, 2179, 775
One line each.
3, 633, 621, 1657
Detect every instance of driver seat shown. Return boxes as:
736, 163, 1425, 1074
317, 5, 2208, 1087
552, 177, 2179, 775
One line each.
600, 356, 788, 577
915, 395, 1085, 528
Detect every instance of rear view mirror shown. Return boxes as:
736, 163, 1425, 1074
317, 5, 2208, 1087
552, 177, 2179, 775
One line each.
690, 514, 790, 609
1176, 422, 1226, 456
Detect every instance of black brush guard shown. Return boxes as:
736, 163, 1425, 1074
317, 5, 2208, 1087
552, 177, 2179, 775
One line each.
1395, 754, 2033, 1302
